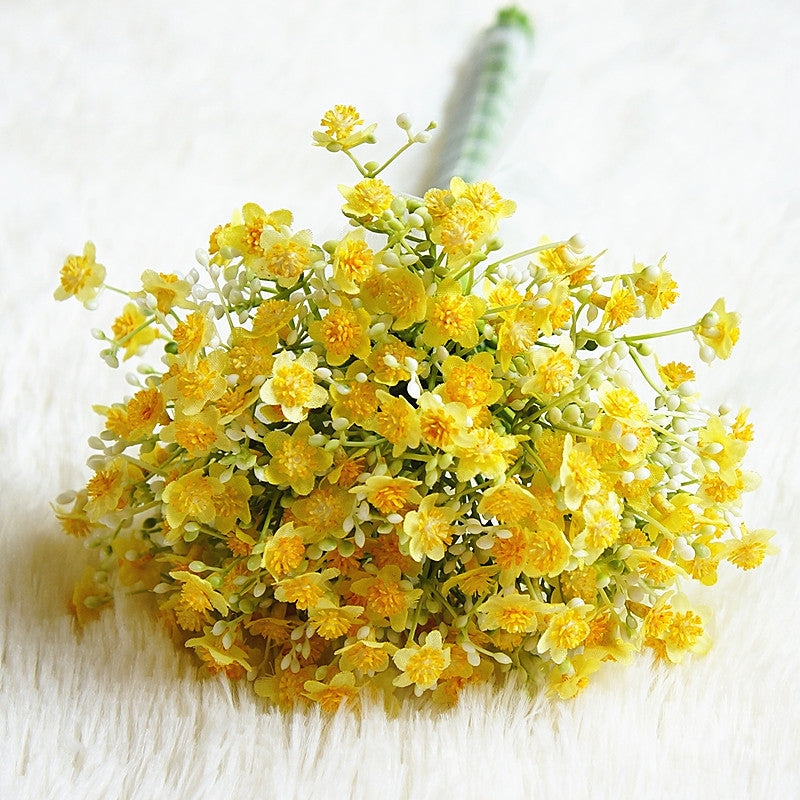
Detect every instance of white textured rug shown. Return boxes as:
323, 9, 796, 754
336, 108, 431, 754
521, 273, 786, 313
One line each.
2, 1, 799, 797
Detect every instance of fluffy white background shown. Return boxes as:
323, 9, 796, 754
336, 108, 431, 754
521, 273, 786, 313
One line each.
2, 1, 799, 797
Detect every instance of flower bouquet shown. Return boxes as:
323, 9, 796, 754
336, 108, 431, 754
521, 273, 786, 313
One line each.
53, 15, 775, 710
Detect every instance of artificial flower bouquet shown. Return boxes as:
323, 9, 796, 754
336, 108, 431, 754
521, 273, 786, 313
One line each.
53, 106, 775, 710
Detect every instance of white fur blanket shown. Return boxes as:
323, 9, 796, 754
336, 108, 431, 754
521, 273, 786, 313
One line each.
2, 1, 798, 797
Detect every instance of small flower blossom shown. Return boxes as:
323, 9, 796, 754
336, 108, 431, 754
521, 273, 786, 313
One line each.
54, 241, 105, 306
392, 630, 451, 692
260, 350, 327, 422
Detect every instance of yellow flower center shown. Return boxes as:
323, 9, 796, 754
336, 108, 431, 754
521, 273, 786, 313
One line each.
429, 294, 473, 338
350, 179, 393, 216
335, 239, 374, 284
728, 539, 768, 570
538, 351, 576, 395
60, 255, 91, 293
272, 363, 314, 407
180, 581, 212, 613
493, 529, 528, 571
282, 577, 324, 610
665, 611, 704, 650
178, 361, 218, 401
313, 609, 354, 639
273, 440, 314, 480
497, 604, 535, 633
444, 363, 492, 406
338, 382, 378, 422
404, 646, 447, 686
264, 241, 309, 280
605, 288, 637, 328
366, 578, 407, 616
370, 484, 411, 514
265, 535, 305, 577
314, 685, 356, 713
86, 466, 120, 500
527, 527, 567, 574
412, 509, 453, 554
173, 312, 208, 356
549, 610, 590, 650
244, 220, 266, 255
174, 419, 217, 454
440, 204, 483, 255
345, 642, 387, 671
320, 104, 362, 140
420, 408, 458, 449
320, 307, 363, 354
170, 473, 215, 517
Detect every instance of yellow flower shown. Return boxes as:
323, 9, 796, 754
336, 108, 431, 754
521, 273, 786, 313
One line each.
262, 523, 307, 578
339, 178, 393, 218
392, 630, 451, 692
401, 494, 457, 562
161, 468, 222, 530
694, 297, 740, 360
111, 303, 157, 360
434, 199, 488, 260
126, 386, 167, 438
336, 639, 394, 674
291, 485, 354, 542
68, 565, 111, 626
572, 493, 621, 561
536, 238, 594, 285
537, 606, 592, 663
418, 392, 469, 451
449, 177, 516, 225
558, 435, 602, 511
454, 426, 518, 482
356, 475, 422, 515
697, 415, 748, 484
524, 519, 572, 578
166, 350, 229, 416
422, 278, 486, 348
633, 257, 678, 318
262, 422, 333, 495
307, 601, 364, 639
275, 569, 338, 612
258, 227, 317, 287
260, 350, 327, 423
54, 241, 105, 306
368, 267, 427, 329
478, 479, 539, 525
227, 331, 275, 384
330, 364, 380, 425
320, 105, 362, 141
367, 336, 419, 386
248, 298, 297, 340
172, 311, 214, 368
161, 406, 229, 457
486, 279, 524, 316
602, 278, 639, 329
372, 391, 420, 457
308, 298, 371, 366
304, 671, 359, 712
85, 456, 141, 521
351, 565, 422, 632
439, 352, 503, 408
210, 470, 253, 533
315, 104, 376, 149
597, 383, 648, 429
657, 360, 695, 390
725, 527, 778, 570
169, 570, 229, 615
478, 593, 543, 634
139, 270, 193, 314
332, 231, 376, 293
216, 204, 292, 273
496, 305, 541, 371
523, 339, 577, 398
